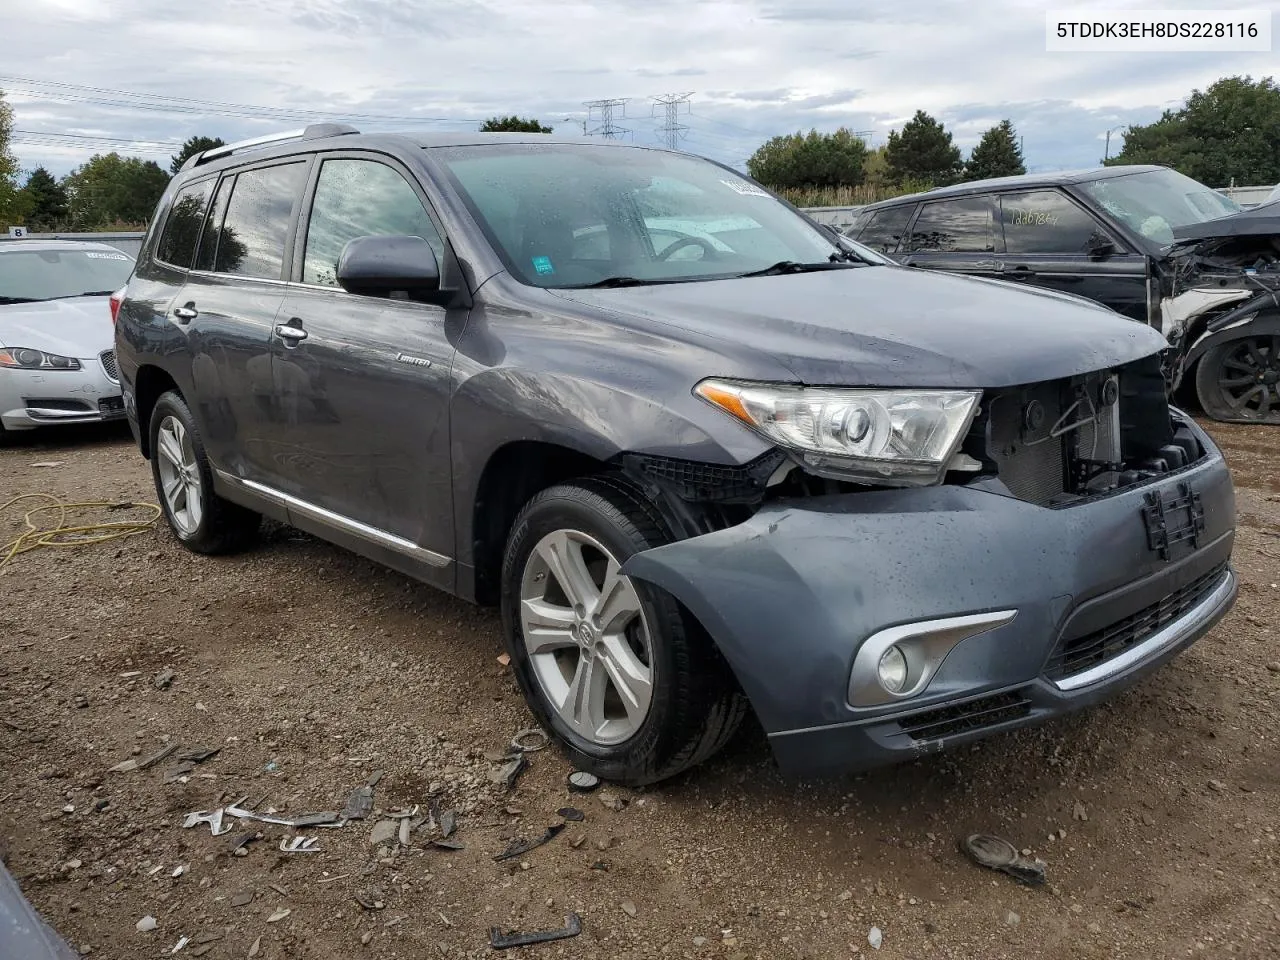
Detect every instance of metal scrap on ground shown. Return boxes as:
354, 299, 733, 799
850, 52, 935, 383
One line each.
493, 823, 566, 862
488, 912, 583, 950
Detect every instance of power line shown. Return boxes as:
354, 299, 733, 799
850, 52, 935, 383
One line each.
651, 93, 692, 150
584, 98, 630, 140
13, 129, 181, 147
0, 75, 484, 125
687, 111, 773, 138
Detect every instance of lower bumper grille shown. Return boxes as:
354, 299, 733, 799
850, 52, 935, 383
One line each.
898, 690, 1032, 741
1045, 563, 1229, 682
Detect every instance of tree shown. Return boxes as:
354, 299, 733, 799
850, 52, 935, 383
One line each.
1106, 75, 1280, 185
862, 144, 890, 190
884, 110, 963, 188
170, 135, 226, 174
964, 119, 1026, 181
0, 89, 26, 231
63, 153, 171, 229
480, 116, 552, 133
746, 128, 868, 189
20, 166, 69, 230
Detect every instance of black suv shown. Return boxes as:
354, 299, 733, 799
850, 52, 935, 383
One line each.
115, 126, 1236, 784
850, 166, 1280, 424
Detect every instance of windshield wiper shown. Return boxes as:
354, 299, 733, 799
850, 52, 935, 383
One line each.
576, 276, 651, 288
0, 296, 41, 304
50, 290, 117, 299
736, 260, 858, 279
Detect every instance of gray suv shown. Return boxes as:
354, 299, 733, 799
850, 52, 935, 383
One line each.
115, 124, 1237, 784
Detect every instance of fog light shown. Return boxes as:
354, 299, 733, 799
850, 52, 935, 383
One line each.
877, 645, 908, 693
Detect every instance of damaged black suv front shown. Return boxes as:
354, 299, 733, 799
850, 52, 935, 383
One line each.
1078, 168, 1280, 423
1161, 200, 1280, 422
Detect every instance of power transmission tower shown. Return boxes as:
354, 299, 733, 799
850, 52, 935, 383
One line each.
651, 93, 692, 150
584, 98, 630, 139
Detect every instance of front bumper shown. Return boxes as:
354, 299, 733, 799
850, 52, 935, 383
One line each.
0, 357, 124, 431
621, 418, 1236, 777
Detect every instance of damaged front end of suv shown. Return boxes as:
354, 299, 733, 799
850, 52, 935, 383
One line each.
1156, 203, 1280, 423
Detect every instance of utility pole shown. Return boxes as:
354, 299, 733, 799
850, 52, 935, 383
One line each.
584, 98, 630, 140
651, 93, 693, 150
1103, 125, 1125, 162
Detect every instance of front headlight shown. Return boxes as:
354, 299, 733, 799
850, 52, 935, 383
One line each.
695, 378, 980, 486
0, 347, 83, 371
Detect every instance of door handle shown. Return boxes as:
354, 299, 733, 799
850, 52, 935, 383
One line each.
274, 323, 308, 342
1005, 265, 1037, 279
172, 304, 198, 322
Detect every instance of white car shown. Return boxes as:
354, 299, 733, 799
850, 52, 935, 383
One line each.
0, 240, 134, 440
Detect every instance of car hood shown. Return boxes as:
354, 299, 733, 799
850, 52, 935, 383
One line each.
1172, 204, 1280, 243
0, 296, 114, 358
549, 266, 1166, 388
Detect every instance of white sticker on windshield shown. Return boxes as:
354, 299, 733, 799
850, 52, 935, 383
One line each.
720, 179, 770, 198
86, 252, 129, 260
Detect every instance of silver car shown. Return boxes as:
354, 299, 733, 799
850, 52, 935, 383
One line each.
0, 240, 134, 440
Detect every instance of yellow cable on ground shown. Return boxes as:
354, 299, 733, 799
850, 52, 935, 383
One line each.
0, 493, 162, 570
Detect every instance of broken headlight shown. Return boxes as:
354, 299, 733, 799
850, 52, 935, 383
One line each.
695, 379, 980, 486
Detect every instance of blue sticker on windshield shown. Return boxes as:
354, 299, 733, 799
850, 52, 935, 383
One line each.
532, 255, 555, 275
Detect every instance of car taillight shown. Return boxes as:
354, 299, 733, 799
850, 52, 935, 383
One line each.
109, 287, 126, 325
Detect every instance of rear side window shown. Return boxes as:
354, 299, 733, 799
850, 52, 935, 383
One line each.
214, 162, 308, 279
856, 205, 914, 254
194, 176, 232, 272
156, 180, 214, 268
999, 190, 1107, 255
904, 197, 996, 252
302, 159, 443, 287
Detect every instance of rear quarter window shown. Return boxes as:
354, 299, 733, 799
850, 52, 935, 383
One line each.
855, 205, 915, 254
156, 180, 215, 268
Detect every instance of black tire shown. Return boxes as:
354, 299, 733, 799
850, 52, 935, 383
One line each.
500, 475, 747, 786
148, 390, 261, 554
1195, 335, 1280, 424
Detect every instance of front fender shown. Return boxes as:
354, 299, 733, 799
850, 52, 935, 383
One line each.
1185, 309, 1280, 368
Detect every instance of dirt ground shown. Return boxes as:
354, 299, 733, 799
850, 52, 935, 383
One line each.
2, 420, 1278, 960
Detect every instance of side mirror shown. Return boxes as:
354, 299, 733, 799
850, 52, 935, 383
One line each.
1087, 233, 1119, 260
337, 235, 440, 299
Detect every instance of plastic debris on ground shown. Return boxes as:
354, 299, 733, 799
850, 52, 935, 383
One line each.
961, 834, 1048, 886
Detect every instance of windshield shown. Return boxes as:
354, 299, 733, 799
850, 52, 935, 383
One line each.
0, 248, 134, 304
434, 143, 852, 287
1079, 169, 1241, 246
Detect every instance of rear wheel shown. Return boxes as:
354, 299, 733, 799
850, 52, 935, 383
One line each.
149, 391, 261, 553
1195, 336, 1280, 424
501, 476, 746, 785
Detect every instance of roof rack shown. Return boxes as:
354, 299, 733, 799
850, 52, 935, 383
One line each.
182, 123, 360, 171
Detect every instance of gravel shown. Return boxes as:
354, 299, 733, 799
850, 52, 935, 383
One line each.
2, 420, 1279, 959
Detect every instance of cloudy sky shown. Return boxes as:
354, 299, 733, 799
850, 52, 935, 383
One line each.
3, 0, 1274, 178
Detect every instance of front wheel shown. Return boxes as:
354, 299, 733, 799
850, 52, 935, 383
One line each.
501, 476, 746, 785
1195, 335, 1280, 424
149, 391, 262, 554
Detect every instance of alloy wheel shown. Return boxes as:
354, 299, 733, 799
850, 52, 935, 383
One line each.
518, 529, 654, 745
155, 415, 204, 535
1217, 336, 1280, 420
